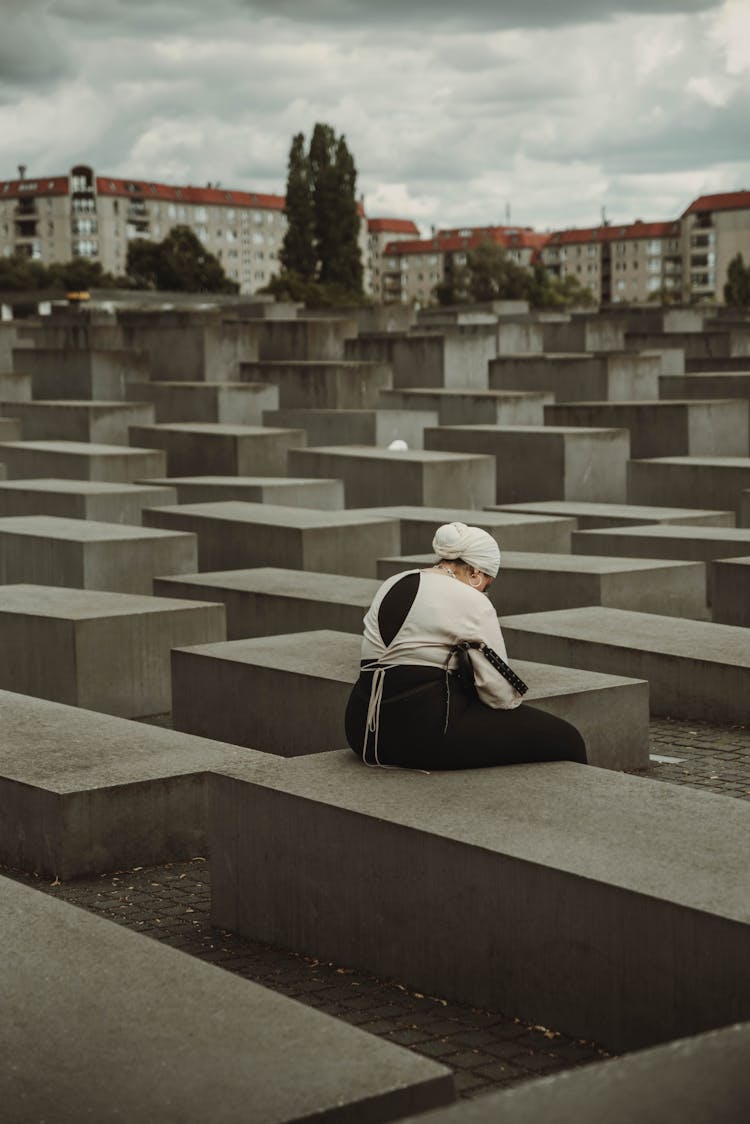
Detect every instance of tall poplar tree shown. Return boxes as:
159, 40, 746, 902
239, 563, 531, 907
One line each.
279, 132, 316, 280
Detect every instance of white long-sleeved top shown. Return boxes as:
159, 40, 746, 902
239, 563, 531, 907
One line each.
361, 568, 522, 710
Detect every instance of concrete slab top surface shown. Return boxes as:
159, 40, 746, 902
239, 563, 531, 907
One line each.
174, 628, 647, 702
214, 750, 750, 922
0, 514, 191, 541
0, 689, 270, 790
161, 567, 381, 601
633, 456, 750, 467
352, 505, 574, 528
4, 399, 145, 408
501, 606, 750, 665
0, 583, 221, 621
298, 445, 495, 463
133, 423, 301, 437
387, 388, 550, 399
578, 525, 750, 542
141, 476, 340, 487
3, 877, 450, 1123
0, 478, 170, 495
495, 500, 733, 521
144, 500, 400, 528
433, 425, 629, 436
496, 551, 702, 574
0, 439, 160, 455
549, 398, 741, 408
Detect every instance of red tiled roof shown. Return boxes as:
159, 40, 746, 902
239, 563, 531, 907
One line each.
0, 176, 68, 198
96, 177, 285, 210
384, 226, 549, 256
368, 218, 420, 235
683, 190, 750, 216
545, 219, 678, 247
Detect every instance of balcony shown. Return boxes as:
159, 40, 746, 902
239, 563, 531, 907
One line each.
14, 200, 37, 217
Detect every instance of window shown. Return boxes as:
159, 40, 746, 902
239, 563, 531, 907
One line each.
195, 207, 207, 222
252, 231, 264, 245
167, 204, 176, 219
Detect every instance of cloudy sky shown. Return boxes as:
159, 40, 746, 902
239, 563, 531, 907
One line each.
1, 0, 748, 234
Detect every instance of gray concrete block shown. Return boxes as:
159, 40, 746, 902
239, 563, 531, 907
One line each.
0, 690, 267, 877
378, 387, 552, 426
1, 877, 452, 1120
239, 360, 393, 409
0, 514, 198, 593
2, 399, 155, 444
209, 746, 748, 1052
139, 474, 345, 509
387, 332, 497, 390
143, 501, 401, 577
0, 369, 32, 401
492, 499, 736, 529
659, 371, 750, 399
0, 479, 177, 524
129, 422, 305, 476
352, 505, 576, 553
542, 318, 626, 352
488, 353, 660, 401
740, 489, 750, 527
425, 425, 629, 503
709, 556, 750, 626
287, 446, 497, 508
12, 346, 148, 398
396, 1022, 750, 1124
262, 407, 437, 449
545, 399, 748, 458
501, 605, 750, 722
125, 380, 279, 424
0, 584, 225, 718
256, 316, 359, 360
628, 456, 750, 517
173, 628, 649, 769
155, 568, 379, 639
0, 439, 166, 482
117, 312, 260, 380
572, 523, 750, 566
0, 416, 22, 442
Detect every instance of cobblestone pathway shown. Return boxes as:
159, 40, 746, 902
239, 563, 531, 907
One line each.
4, 715, 748, 1100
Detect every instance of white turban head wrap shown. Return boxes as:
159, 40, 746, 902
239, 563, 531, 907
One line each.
432, 521, 501, 579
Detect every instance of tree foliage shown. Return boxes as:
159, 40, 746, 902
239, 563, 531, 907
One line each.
0, 254, 122, 292
723, 252, 750, 307
126, 225, 238, 293
272, 122, 363, 301
435, 239, 595, 309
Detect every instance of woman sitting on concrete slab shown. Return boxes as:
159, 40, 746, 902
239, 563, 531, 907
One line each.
345, 521, 587, 770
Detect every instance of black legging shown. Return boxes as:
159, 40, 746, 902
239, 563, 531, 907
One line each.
345, 665, 587, 771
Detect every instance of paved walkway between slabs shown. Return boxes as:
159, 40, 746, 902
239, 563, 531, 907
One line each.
3, 716, 748, 1101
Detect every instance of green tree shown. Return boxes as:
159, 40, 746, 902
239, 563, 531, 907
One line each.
272, 122, 363, 302
0, 255, 53, 291
723, 252, 750, 307
126, 226, 238, 293
279, 132, 316, 280
435, 240, 594, 309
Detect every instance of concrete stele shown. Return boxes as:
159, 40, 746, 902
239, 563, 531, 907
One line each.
491, 499, 735, 529
0, 439, 166, 482
0, 479, 177, 524
139, 474, 345, 510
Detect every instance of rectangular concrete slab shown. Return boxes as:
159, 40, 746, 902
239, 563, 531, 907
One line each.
1, 400, 156, 444
571, 523, 750, 567
0, 439, 166, 481
425, 425, 630, 503
492, 499, 735, 529
262, 407, 437, 450
396, 1022, 750, 1124
0, 369, 32, 401
0, 478, 177, 524
143, 501, 400, 577
210, 750, 750, 1052
0, 514, 198, 593
501, 605, 750, 723
12, 345, 149, 399
378, 387, 552, 426
287, 446, 497, 508
155, 568, 380, 639
544, 399, 749, 458
0, 416, 22, 441
125, 379, 279, 423
488, 353, 660, 401
0, 689, 268, 877
129, 423, 306, 476
0, 877, 453, 1121
709, 556, 750, 626
240, 360, 393, 409
0, 584, 225, 718
659, 371, 750, 400
349, 505, 576, 553
139, 474, 345, 509
172, 629, 649, 769
627, 456, 750, 517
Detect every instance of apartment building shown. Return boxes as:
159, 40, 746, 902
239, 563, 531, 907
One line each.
0, 163, 372, 296
682, 191, 750, 301
541, 219, 682, 304
367, 218, 421, 300
379, 225, 548, 305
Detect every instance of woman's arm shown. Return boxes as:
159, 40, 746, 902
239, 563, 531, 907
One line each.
467, 599, 523, 710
